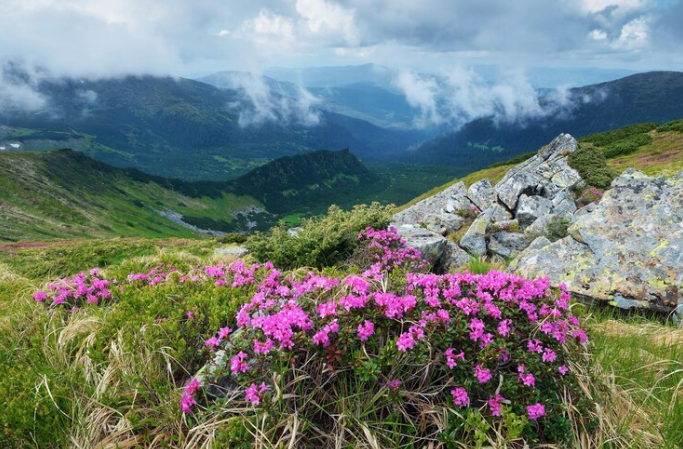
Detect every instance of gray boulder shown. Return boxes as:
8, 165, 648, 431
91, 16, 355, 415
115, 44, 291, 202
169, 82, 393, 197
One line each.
511, 169, 683, 315
459, 213, 490, 257
467, 179, 496, 211
575, 202, 596, 217
488, 232, 532, 259
214, 246, 250, 258
395, 225, 447, 265
484, 204, 513, 223
392, 182, 466, 225
441, 241, 471, 271
422, 213, 466, 235
551, 189, 578, 214
495, 134, 581, 210
524, 212, 576, 240
515, 194, 552, 226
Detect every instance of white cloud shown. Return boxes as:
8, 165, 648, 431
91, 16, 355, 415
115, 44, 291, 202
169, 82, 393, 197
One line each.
295, 0, 358, 45
613, 16, 649, 50
590, 29, 608, 40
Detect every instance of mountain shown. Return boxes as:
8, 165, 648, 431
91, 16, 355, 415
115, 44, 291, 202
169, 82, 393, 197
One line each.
408, 71, 683, 169
0, 74, 424, 180
0, 148, 387, 241
264, 63, 397, 89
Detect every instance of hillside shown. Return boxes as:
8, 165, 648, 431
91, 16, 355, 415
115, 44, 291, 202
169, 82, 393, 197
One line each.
0, 75, 424, 180
409, 71, 683, 169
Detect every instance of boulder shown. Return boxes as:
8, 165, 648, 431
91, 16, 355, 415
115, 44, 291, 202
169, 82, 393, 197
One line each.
515, 194, 552, 226
440, 240, 471, 271
551, 189, 578, 214
394, 225, 448, 265
488, 232, 532, 259
392, 182, 467, 225
495, 134, 581, 210
422, 213, 466, 235
575, 202, 596, 217
511, 169, 683, 315
524, 212, 576, 240
214, 246, 250, 258
459, 213, 490, 257
467, 179, 496, 211
483, 203, 513, 223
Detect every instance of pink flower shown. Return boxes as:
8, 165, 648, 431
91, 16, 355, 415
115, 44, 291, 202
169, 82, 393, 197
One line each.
218, 326, 233, 339
527, 403, 546, 420
387, 379, 402, 389
230, 351, 249, 374
253, 338, 274, 355
180, 392, 197, 413
444, 348, 465, 369
245, 382, 271, 405
186, 311, 194, 320
185, 378, 201, 395
474, 364, 492, 383
542, 348, 557, 363
571, 328, 589, 344
317, 301, 337, 318
32, 291, 47, 302
357, 320, 375, 341
558, 365, 569, 376
204, 336, 221, 349
451, 387, 470, 407
396, 332, 416, 352
488, 394, 505, 417
497, 319, 512, 337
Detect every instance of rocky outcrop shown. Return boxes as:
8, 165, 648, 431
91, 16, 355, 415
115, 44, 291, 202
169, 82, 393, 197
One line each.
511, 169, 683, 315
392, 133, 585, 268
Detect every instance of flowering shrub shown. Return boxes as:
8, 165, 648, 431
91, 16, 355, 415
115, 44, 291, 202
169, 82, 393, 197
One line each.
577, 186, 605, 206
182, 229, 592, 447
31, 268, 116, 311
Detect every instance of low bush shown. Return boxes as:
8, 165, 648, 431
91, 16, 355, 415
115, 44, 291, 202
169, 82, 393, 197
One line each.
568, 145, 616, 189
546, 216, 573, 242
184, 228, 594, 448
246, 203, 393, 270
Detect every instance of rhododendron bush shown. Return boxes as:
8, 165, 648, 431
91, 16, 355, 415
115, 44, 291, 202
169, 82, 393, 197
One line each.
190, 228, 591, 447
28, 227, 594, 447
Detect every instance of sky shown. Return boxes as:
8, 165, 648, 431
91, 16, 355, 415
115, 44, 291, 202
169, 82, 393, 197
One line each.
1, 0, 682, 79
1, 0, 682, 122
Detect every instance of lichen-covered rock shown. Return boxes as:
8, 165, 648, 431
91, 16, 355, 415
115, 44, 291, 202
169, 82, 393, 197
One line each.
392, 182, 466, 225
215, 246, 250, 257
488, 232, 532, 259
551, 189, 578, 214
524, 212, 576, 240
459, 213, 489, 257
515, 194, 552, 226
495, 134, 581, 210
483, 203, 513, 223
467, 179, 496, 211
511, 169, 683, 315
441, 240, 470, 271
422, 213, 465, 235
394, 225, 448, 266
574, 202, 596, 216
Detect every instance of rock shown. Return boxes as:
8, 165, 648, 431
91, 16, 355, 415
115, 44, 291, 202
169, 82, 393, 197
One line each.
440, 240, 471, 271
392, 182, 467, 225
395, 225, 448, 266
524, 213, 576, 240
488, 232, 532, 259
214, 246, 250, 258
527, 236, 552, 251
515, 194, 552, 227
511, 169, 683, 315
495, 134, 581, 210
422, 213, 465, 235
467, 179, 496, 211
551, 189, 578, 214
574, 202, 596, 216
459, 213, 490, 257
483, 204, 513, 223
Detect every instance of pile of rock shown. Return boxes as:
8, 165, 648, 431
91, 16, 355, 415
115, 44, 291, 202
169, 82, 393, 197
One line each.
392, 133, 585, 270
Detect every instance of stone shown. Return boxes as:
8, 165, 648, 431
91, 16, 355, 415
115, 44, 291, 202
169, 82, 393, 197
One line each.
288, 227, 303, 237
395, 225, 448, 266
467, 179, 496, 211
495, 134, 581, 210
459, 213, 490, 257
483, 203, 513, 223
511, 169, 683, 315
392, 182, 467, 225
515, 194, 552, 226
574, 202, 596, 216
440, 240, 471, 271
551, 189, 578, 214
422, 213, 465, 235
488, 232, 532, 259
524, 212, 576, 240
214, 246, 250, 258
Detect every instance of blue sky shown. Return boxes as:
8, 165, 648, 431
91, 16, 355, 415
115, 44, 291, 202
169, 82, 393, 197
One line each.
0, 0, 682, 86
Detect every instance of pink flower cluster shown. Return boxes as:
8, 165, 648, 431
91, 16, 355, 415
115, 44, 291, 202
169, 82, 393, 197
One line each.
180, 378, 201, 413
32, 268, 116, 309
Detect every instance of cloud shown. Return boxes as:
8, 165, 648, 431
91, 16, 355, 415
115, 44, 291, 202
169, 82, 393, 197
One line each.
223, 72, 321, 127
612, 16, 650, 50
393, 67, 601, 129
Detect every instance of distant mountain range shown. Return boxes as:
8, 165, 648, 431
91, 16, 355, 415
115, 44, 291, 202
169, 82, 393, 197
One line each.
1, 67, 682, 184
0, 74, 425, 180
408, 71, 683, 169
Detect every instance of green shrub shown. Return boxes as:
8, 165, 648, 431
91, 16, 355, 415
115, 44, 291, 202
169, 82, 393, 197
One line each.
657, 119, 683, 134
568, 145, 616, 189
246, 203, 393, 269
546, 216, 573, 242
579, 123, 657, 147
215, 232, 248, 245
